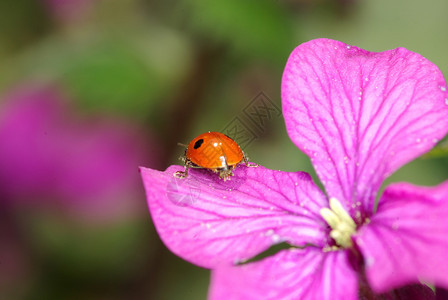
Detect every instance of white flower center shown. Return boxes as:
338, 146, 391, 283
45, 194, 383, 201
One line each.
320, 197, 356, 248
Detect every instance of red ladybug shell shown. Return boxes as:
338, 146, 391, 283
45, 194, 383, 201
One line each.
186, 132, 243, 170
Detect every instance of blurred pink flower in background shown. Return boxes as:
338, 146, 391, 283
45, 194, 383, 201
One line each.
0, 84, 160, 297
0, 84, 159, 222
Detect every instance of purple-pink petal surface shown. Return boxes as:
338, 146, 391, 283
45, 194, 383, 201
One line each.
208, 248, 358, 300
282, 38, 448, 216
354, 180, 448, 292
140, 165, 329, 268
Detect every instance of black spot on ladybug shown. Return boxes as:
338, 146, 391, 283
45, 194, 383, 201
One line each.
194, 139, 204, 149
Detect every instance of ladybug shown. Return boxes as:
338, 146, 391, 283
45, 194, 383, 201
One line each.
174, 131, 257, 181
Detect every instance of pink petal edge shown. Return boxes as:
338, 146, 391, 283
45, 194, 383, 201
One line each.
140, 165, 329, 268
208, 247, 358, 300
354, 180, 448, 292
282, 38, 448, 217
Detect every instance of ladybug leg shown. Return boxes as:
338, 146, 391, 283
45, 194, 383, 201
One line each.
218, 154, 234, 181
174, 160, 193, 179
219, 168, 234, 181
177, 148, 188, 163
179, 156, 203, 167
242, 151, 258, 167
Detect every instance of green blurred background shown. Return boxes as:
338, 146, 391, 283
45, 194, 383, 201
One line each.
1, 0, 448, 299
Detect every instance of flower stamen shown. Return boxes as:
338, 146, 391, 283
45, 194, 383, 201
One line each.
320, 197, 356, 248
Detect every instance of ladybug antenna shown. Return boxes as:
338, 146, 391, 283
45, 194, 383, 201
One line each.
177, 142, 188, 148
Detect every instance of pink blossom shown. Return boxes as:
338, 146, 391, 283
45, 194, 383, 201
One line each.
140, 39, 448, 299
0, 85, 158, 223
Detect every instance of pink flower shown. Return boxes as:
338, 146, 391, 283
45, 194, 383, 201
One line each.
140, 39, 448, 299
0, 85, 158, 223
0, 84, 161, 292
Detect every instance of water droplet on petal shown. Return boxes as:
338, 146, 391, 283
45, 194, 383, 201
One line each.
265, 229, 274, 236
365, 77, 369, 82
365, 257, 375, 267
272, 234, 281, 243
346, 45, 352, 50
440, 86, 447, 92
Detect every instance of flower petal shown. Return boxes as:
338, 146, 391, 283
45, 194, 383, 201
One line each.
282, 38, 448, 215
208, 248, 358, 300
354, 181, 448, 292
140, 165, 328, 268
